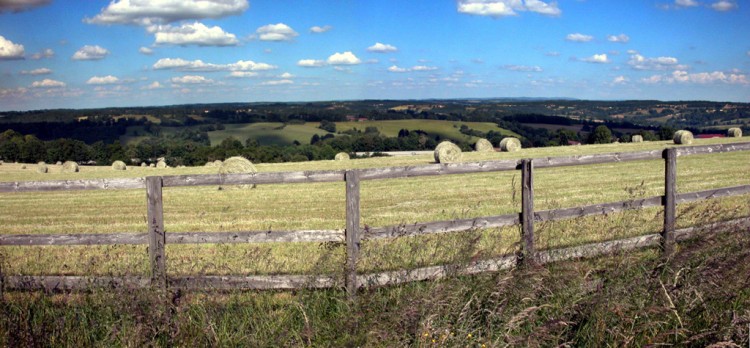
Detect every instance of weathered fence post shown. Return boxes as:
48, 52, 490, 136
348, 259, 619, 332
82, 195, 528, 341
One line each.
519, 159, 537, 266
345, 170, 361, 299
146, 176, 167, 289
662, 148, 677, 256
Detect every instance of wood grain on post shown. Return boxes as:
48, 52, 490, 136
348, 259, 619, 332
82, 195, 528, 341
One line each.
345, 170, 361, 299
662, 148, 677, 256
146, 176, 166, 289
520, 159, 537, 265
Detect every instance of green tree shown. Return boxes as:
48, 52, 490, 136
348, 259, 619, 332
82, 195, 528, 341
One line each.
588, 125, 612, 144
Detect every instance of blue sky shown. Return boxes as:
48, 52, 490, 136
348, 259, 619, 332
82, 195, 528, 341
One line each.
0, 0, 748, 111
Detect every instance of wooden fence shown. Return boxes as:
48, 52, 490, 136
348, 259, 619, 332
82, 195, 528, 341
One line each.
1, 142, 750, 297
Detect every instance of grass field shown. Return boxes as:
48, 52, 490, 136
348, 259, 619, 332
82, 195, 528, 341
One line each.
2, 137, 749, 346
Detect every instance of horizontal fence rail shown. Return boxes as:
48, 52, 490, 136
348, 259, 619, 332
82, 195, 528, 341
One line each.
1, 142, 749, 296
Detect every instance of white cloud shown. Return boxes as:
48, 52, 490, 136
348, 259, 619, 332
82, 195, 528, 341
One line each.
566, 33, 593, 42
86, 75, 120, 85
367, 42, 398, 53
279, 72, 294, 79
228, 71, 258, 78
675, 0, 699, 7
503, 65, 543, 72
613, 75, 629, 84
72, 45, 109, 60
153, 58, 276, 72
150, 22, 238, 46
142, 81, 163, 89
170, 75, 214, 84
643, 70, 748, 84
0, 35, 24, 60
627, 54, 680, 70
261, 79, 293, 86
327, 51, 361, 65
20, 68, 51, 75
255, 23, 298, 41
0, 0, 50, 12
457, 0, 560, 17
31, 78, 65, 88
29, 48, 54, 60
582, 53, 610, 63
387, 65, 409, 73
607, 34, 630, 43
297, 59, 326, 67
711, 0, 737, 11
84, 0, 249, 25
310, 25, 332, 33
139, 46, 153, 55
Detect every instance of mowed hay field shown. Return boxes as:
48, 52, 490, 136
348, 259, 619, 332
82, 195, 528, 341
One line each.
1, 137, 748, 278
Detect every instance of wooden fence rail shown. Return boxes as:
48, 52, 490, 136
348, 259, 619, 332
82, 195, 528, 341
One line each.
1, 142, 749, 297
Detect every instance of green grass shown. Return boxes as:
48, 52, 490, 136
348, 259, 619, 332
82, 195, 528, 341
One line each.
207, 122, 332, 146
334, 119, 519, 142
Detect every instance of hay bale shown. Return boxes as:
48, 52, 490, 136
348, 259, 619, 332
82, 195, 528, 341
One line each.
728, 127, 742, 138
156, 159, 168, 169
55, 161, 62, 165
36, 163, 48, 174
474, 138, 494, 152
218, 156, 257, 189
673, 130, 693, 145
141, 162, 147, 167
112, 160, 127, 171
334, 152, 350, 161
499, 137, 522, 152
433, 141, 462, 163
61, 161, 79, 173
631, 135, 643, 143
21, 164, 26, 169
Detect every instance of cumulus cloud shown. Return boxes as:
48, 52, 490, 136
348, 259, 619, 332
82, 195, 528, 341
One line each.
72, 45, 109, 60
139, 46, 153, 55
457, 0, 560, 17
627, 54, 681, 70
142, 81, 164, 89
675, 0, 699, 6
581, 53, 610, 63
29, 48, 53, 59
153, 58, 276, 72
279, 72, 294, 79
261, 79, 293, 86
31, 78, 65, 88
20, 68, 52, 75
387, 65, 438, 72
85, 0, 249, 25
503, 65, 543, 72
387, 65, 409, 73
711, 0, 737, 11
566, 33, 593, 42
327, 51, 361, 65
0, 0, 51, 12
607, 34, 630, 43
86, 75, 120, 85
0, 35, 24, 60
310, 25, 332, 33
255, 23, 298, 41
150, 22, 238, 46
367, 42, 398, 53
228, 71, 258, 78
644, 70, 748, 84
170, 75, 214, 84
297, 59, 326, 67
613, 75, 629, 84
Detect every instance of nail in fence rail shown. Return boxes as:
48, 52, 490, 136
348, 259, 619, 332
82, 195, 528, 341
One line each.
662, 148, 677, 256
345, 170, 361, 299
146, 176, 166, 289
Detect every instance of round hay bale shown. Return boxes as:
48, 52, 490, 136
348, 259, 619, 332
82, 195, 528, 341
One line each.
112, 160, 127, 171
433, 141, 462, 163
21, 164, 26, 169
631, 135, 644, 143
218, 156, 257, 189
214, 160, 223, 166
56, 161, 62, 166
149, 163, 155, 168
334, 152, 350, 161
141, 162, 147, 167
36, 163, 48, 174
673, 130, 693, 145
727, 127, 742, 138
61, 161, 79, 173
499, 137, 522, 152
474, 138, 494, 152
156, 159, 168, 169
